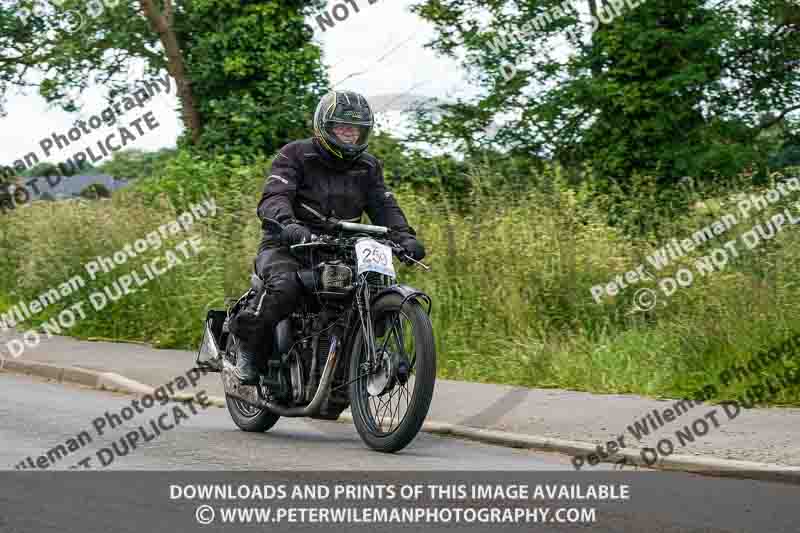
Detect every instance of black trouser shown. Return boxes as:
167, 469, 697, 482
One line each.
230, 247, 305, 356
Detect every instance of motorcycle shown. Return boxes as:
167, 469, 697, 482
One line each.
195, 218, 436, 453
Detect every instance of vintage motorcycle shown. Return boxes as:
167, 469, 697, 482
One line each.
196, 218, 435, 453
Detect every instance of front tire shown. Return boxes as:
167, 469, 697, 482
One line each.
223, 334, 281, 432
348, 293, 436, 452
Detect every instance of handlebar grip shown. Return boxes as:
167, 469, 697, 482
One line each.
338, 221, 389, 235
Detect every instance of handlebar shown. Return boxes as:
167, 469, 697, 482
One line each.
289, 232, 429, 269
289, 232, 398, 251
264, 217, 428, 269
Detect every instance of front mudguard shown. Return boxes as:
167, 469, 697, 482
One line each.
371, 283, 432, 315
370, 284, 432, 337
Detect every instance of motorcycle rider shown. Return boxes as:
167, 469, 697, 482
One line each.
229, 90, 426, 385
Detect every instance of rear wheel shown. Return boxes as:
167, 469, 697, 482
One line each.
348, 293, 436, 452
223, 335, 281, 432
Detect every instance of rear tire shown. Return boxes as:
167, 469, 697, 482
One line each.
223, 335, 281, 432
348, 293, 436, 453
225, 395, 281, 432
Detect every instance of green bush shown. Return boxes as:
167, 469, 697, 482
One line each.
79, 184, 112, 199
2, 156, 800, 405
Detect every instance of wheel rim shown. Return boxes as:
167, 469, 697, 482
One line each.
232, 397, 264, 418
354, 309, 418, 437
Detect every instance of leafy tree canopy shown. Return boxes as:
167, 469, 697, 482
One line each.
0, 0, 328, 158
411, 0, 800, 186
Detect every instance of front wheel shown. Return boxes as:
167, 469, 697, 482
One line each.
348, 293, 436, 453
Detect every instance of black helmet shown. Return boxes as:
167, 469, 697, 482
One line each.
313, 90, 374, 161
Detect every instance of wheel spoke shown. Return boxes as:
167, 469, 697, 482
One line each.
372, 396, 381, 431
389, 319, 405, 357
383, 385, 402, 431
369, 395, 378, 421
380, 312, 402, 355
378, 395, 391, 430
375, 393, 386, 421
388, 390, 399, 430
234, 399, 262, 418
396, 316, 418, 373
387, 376, 409, 430
383, 387, 399, 412
354, 306, 429, 438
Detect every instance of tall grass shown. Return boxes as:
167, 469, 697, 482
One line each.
2, 159, 800, 404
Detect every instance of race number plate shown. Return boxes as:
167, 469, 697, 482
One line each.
355, 238, 396, 278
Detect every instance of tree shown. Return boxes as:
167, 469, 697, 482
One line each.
20, 160, 94, 177
178, 0, 328, 156
767, 117, 800, 170
368, 131, 480, 199
1, 0, 328, 155
98, 147, 177, 180
21, 162, 63, 178
410, 0, 800, 186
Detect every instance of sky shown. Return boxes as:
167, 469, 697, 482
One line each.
0, 0, 469, 169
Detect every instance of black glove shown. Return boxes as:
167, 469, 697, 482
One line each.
281, 223, 312, 246
395, 233, 426, 262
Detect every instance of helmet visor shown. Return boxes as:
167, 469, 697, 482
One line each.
325, 121, 371, 147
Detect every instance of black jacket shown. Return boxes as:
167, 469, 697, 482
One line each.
256, 138, 417, 252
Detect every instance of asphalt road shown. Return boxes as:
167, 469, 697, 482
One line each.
0, 372, 576, 471
2, 372, 799, 533
10, 330, 800, 467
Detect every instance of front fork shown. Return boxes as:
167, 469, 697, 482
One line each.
351, 282, 411, 393
356, 282, 377, 369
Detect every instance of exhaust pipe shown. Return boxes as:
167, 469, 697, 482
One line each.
222, 336, 340, 417
264, 337, 339, 417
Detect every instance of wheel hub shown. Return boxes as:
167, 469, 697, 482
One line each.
396, 357, 410, 385
367, 348, 394, 396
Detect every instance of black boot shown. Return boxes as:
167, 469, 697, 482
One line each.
232, 338, 260, 385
